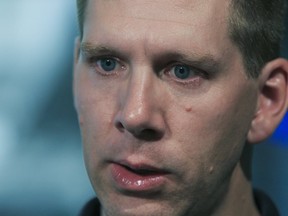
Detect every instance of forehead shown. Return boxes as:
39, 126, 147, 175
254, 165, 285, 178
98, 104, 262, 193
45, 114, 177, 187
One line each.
83, 0, 234, 60
88, 0, 228, 18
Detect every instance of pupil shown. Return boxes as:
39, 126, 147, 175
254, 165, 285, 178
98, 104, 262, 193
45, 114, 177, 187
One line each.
101, 59, 116, 71
175, 65, 190, 79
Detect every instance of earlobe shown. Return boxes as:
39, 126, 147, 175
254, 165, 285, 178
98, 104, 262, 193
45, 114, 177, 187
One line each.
247, 58, 288, 144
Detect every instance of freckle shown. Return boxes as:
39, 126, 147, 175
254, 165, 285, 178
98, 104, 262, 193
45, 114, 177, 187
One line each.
209, 166, 214, 174
185, 107, 192, 112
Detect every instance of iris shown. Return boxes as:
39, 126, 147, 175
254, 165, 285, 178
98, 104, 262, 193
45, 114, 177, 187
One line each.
174, 65, 191, 79
99, 58, 117, 71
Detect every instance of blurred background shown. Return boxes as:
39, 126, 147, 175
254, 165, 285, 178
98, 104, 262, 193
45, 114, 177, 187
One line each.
0, 1, 287, 216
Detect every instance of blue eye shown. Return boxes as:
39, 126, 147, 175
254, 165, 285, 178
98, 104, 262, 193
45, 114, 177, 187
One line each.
173, 65, 192, 79
97, 58, 117, 71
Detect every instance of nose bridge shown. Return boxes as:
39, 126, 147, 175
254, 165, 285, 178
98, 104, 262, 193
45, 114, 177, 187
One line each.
114, 64, 166, 140
123, 66, 155, 123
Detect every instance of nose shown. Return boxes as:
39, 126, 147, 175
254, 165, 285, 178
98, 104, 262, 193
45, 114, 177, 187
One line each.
114, 70, 166, 141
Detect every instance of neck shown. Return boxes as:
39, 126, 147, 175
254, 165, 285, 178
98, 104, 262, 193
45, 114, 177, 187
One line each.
211, 162, 260, 216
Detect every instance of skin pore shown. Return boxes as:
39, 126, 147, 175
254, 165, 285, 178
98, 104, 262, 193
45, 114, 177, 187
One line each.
74, 0, 288, 215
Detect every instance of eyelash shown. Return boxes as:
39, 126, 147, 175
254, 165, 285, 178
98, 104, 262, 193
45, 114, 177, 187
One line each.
163, 63, 209, 86
86, 56, 209, 87
88, 56, 126, 76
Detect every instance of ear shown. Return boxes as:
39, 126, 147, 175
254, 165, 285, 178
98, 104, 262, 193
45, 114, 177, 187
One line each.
248, 58, 288, 144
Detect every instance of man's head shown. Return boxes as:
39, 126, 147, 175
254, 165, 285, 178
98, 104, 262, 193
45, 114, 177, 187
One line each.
76, 0, 286, 78
73, 0, 288, 216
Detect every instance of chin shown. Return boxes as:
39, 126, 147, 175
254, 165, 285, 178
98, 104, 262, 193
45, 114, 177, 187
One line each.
99, 195, 179, 216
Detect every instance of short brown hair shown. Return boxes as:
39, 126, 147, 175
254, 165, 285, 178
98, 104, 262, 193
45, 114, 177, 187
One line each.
76, 0, 286, 78
76, 0, 88, 39
228, 0, 286, 78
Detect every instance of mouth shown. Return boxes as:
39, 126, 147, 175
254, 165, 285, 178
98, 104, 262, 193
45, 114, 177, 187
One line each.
110, 161, 169, 193
123, 163, 168, 176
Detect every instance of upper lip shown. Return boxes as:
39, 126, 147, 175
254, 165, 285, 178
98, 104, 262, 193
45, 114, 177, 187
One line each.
115, 160, 170, 174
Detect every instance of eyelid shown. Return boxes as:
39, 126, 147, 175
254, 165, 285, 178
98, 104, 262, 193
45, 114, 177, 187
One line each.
159, 62, 210, 89
80, 44, 128, 64
166, 62, 209, 78
87, 56, 127, 76
86, 54, 120, 64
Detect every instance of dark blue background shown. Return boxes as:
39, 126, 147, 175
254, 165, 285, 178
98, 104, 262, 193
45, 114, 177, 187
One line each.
0, 1, 287, 216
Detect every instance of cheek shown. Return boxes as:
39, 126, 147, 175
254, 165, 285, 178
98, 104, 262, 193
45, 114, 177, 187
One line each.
78, 97, 114, 157
168, 82, 257, 176
75, 68, 118, 138
77, 96, 116, 191
75, 76, 117, 167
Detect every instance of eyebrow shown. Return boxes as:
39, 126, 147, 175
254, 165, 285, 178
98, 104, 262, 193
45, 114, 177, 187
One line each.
155, 52, 221, 74
80, 42, 222, 74
80, 42, 123, 58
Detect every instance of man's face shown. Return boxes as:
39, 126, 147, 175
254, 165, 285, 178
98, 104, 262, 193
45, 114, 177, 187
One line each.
74, 0, 259, 215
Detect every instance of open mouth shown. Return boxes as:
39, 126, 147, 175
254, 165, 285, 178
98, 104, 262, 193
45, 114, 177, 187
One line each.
123, 165, 163, 176
110, 162, 168, 192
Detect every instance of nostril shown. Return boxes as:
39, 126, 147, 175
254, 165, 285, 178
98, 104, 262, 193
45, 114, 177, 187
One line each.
136, 128, 163, 141
115, 122, 125, 132
141, 129, 157, 137
115, 119, 163, 141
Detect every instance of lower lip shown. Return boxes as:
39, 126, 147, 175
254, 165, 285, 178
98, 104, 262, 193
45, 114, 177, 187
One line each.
110, 163, 167, 192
